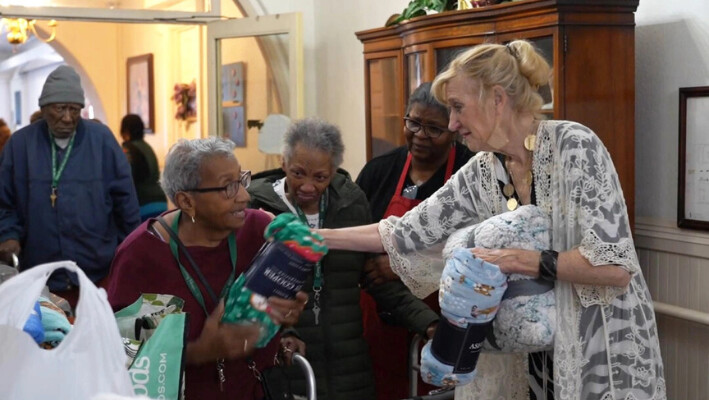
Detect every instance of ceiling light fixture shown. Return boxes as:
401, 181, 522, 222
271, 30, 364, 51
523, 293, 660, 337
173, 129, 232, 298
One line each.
1, 18, 57, 45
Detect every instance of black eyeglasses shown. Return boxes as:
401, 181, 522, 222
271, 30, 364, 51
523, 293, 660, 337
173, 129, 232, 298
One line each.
403, 117, 449, 139
187, 170, 251, 199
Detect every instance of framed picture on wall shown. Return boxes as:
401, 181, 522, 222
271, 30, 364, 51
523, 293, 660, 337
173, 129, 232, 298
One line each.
221, 62, 245, 104
678, 86, 709, 230
223, 105, 246, 147
127, 53, 155, 133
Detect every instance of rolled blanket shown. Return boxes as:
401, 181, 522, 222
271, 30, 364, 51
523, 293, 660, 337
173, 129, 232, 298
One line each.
420, 248, 507, 387
22, 301, 45, 345
223, 213, 328, 347
38, 296, 72, 348
443, 205, 556, 353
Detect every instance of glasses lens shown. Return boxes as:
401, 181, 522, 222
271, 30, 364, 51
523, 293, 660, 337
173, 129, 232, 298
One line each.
425, 125, 444, 138
224, 181, 238, 199
241, 170, 251, 189
404, 118, 421, 133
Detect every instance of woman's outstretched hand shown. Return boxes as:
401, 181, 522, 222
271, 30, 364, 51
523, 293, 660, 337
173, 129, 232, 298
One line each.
187, 300, 260, 365
470, 247, 541, 276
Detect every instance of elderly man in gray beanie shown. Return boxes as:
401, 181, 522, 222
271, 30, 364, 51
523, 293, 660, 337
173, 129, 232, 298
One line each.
38, 65, 86, 139
0, 65, 140, 308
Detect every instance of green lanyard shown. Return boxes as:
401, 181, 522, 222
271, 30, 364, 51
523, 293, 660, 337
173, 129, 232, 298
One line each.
293, 191, 328, 290
48, 132, 76, 207
168, 210, 237, 316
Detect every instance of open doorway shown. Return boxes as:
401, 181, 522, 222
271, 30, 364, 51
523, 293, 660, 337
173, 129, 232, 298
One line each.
0, 2, 302, 173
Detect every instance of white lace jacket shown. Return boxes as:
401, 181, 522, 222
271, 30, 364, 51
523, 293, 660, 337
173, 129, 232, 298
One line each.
379, 120, 665, 400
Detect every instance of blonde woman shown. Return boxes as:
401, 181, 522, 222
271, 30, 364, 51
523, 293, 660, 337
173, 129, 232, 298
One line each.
317, 40, 665, 400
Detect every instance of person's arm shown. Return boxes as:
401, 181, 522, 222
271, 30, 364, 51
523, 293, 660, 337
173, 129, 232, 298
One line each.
474, 126, 637, 289
367, 279, 439, 338
122, 143, 140, 184
317, 223, 384, 253
106, 134, 141, 240
472, 247, 631, 287
360, 254, 400, 288
0, 137, 23, 261
186, 300, 261, 365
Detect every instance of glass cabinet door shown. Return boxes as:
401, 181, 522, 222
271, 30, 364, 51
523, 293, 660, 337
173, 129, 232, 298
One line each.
436, 46, 472, 74
435, 35, 555, 116
407, 52, 425, 100
367, 56, 403, 159
526, 36, 554, 113
496, 33, 555, 116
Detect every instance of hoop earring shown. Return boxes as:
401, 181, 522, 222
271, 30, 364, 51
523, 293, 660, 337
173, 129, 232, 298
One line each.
191, 214, 196, 224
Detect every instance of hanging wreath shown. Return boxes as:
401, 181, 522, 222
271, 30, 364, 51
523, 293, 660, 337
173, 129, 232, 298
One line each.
173, 80, 197, 121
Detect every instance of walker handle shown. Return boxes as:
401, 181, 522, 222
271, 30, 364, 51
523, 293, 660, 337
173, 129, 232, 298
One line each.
293, 353, 316, 400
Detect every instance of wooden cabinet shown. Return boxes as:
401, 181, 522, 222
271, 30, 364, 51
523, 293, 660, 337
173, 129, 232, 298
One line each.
356, 0, 639, 226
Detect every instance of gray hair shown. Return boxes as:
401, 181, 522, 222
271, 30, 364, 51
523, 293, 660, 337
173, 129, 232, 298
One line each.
160, 137, 236, 203
282, 118, 344, 169
406, 82, 448, 118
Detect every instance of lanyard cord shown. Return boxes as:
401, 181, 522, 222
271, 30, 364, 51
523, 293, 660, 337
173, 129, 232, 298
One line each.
158, 211, 237, 316
49, 131, 76, 189
292, 190, 328, 290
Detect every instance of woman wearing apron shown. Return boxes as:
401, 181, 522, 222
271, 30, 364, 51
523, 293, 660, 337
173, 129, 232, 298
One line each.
356, 82, 474, 399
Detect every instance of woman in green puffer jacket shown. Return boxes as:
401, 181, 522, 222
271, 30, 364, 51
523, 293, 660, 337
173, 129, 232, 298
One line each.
248, 118, 438, 400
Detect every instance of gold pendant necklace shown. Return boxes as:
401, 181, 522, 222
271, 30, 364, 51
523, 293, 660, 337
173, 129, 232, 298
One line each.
524, 133, 536, 151
503, 183, 515, 197
502, 120, 537, 211
502, 159, 520, 211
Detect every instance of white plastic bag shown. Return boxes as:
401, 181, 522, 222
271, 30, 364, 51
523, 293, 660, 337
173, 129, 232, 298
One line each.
0, 261, 134, 399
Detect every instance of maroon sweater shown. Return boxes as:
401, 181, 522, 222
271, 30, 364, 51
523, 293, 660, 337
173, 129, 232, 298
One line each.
106, 209, 279, 400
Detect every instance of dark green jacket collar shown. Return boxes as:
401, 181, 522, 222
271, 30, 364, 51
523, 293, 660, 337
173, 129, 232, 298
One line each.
248, 168, 363, 216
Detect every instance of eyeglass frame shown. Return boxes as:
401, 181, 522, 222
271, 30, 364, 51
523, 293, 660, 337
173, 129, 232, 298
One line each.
402, 116, 450, 139
186, 170, 251, 199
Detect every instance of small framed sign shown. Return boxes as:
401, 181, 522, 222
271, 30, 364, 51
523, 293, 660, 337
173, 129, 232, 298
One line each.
678, 86, 709, 230
127, 53, 155, 133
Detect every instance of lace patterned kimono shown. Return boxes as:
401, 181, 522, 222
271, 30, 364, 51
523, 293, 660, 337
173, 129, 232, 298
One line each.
379, 120, 666, 400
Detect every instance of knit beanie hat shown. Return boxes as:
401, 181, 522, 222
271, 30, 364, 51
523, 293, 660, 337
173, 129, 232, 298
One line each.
38, 65, 85, 107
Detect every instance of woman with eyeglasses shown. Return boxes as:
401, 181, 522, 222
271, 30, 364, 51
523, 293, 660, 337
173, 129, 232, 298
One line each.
106, 137, 308, 400
247, 118, 435, 400
355, 81, 473, 400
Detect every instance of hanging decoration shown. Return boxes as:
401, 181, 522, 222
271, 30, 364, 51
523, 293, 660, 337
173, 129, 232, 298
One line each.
1, 18, 57, 45
172, 80, 197, 121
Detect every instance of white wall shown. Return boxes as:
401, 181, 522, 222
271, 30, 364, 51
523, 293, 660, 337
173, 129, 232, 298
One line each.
635, 0, 709, 223
253, 0, 408, 176
18, 63, 56, 128
635, 4, 709, 398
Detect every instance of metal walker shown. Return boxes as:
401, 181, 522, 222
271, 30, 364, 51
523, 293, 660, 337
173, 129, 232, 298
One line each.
402, 334, 455, 400
0, 254, 19, 284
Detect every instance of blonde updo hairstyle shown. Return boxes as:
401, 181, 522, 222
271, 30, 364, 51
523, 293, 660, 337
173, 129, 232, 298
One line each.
432, 40, 551, 114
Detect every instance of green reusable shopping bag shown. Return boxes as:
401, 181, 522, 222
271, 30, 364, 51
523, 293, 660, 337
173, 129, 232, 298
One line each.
115, 294, 189, 400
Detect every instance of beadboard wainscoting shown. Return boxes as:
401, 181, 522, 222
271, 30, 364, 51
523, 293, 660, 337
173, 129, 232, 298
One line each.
635, 217, 709, 399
